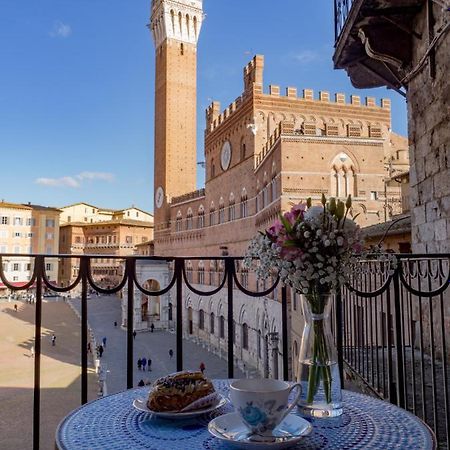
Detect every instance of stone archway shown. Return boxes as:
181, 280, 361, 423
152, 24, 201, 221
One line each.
142, 279, 161, 322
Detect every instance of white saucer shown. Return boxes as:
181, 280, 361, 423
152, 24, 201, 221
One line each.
133, 394, 227, 419
208, 412, 312, 449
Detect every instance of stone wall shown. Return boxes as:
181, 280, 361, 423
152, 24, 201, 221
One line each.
408, 4, 450, 253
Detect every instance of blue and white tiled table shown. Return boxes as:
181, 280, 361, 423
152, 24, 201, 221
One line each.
56, 380, 436, 449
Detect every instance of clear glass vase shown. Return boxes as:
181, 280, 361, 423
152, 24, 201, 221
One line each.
296, 292, 343, 418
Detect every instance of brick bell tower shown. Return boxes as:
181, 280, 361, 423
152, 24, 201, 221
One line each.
150, 0, 203, 238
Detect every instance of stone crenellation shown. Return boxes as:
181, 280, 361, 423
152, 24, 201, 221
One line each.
206, 87, 391, 136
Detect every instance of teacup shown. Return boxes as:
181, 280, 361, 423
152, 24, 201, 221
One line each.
229, 379, 302, 436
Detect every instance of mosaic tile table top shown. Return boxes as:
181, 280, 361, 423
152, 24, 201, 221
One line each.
56, 380, 436, 449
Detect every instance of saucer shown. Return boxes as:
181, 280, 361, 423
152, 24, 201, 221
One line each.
133, 394, 227, 419
208, 412, 312, 449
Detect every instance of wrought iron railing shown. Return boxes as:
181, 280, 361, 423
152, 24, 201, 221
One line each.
1, 253, 448, 448
334, 0, 355, 42
0, 254, 289, 450
343, 255, 449, 449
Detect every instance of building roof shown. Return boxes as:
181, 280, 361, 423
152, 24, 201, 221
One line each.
0, 201, 61, 212
361, 214, 411, 239
61, 219, 154, 228
59, 202, 153, 217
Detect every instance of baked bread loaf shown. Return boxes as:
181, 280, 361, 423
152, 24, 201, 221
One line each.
147, 371, 216, 412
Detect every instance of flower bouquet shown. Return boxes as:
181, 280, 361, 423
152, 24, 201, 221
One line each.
245, 195, 364, 417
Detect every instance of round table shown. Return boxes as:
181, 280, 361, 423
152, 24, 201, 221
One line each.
56, 380, 436, 449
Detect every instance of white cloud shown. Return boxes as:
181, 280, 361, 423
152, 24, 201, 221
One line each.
36, 172, 115, 188
289, 50, 322, 64
50, 21, 72, 38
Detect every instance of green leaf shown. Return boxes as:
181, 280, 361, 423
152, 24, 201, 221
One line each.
278, 213, 293, 233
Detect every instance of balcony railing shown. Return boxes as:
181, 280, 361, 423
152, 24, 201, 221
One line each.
0, 253, 448, 449
334, 0, 355, 42
342, 255, 449, 449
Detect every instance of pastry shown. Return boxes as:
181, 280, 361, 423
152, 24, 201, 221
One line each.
147, 371, 216, 412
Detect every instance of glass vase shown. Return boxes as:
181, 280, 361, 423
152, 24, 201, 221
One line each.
296, 292, 343, 418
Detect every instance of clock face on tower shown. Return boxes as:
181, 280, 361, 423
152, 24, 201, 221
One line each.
221, 140, 232, 171
155, 186, 164, 209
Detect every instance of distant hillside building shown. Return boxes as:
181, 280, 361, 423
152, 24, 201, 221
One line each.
0, 201, 60, 293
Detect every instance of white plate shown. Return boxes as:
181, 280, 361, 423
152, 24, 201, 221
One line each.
133, 394, 228, 419
208, 412, 312, 449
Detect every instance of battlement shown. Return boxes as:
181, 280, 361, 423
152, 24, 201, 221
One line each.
205, 55, 391, 136
254, 118, 386, 170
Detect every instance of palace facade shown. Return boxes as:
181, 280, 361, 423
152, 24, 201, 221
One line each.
145, 0, 408, 377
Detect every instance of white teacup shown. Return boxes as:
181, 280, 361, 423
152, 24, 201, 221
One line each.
229, 379, 302, 436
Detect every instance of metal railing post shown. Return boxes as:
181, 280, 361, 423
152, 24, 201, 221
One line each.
225, 259, 234, 379
336, 289, 344, 389
80, 257, 88, 404
175, 259, 184, 372
126, 258, 135, 389
281, 286, 289, 381
392, 266, 405, 408
33, 256, 43, 450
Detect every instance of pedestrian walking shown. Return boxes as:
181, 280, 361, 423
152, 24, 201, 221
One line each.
141, 357, 147, 371
133, 330, 137, 340
102, 336, 107, 348
148, 358, 152, 371
168, 349, 173, 359
138, 379, 145, 387
14, 304, 18, 312
98, 344, 104, 357
114, 321, 117, 327
199, 362, 206, 374
137, 358, 142, 370
87, 342, 91, 353
30, 346, 35, 358
51, 334, 56, 346
150, 323, 155, 333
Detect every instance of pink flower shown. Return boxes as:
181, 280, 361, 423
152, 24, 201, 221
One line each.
283, 203, 306, 225
267, 219, 284, 238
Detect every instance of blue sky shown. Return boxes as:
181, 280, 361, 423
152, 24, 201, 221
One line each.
0, 0, 407, 213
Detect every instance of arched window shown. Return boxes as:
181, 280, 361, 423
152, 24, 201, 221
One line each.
240, 267, 249, 288
199, 309, 205, 330
170, 10, 175, 33
185, 14, 190, 37
211, 159, 215, 178
240, 189, 248, 218
229, 193, 236, 221
240, 137, 246, 160
242, 323, 249, 350
198, 261, 205, 284
218, 198, 225, 224
186, 262, 193, 282
209, 202, 216, 226
197, 205, 205, 228
219, 315, 225, 339
193, 16, 198, 37
175, 211, 182, 232
209, 261, 215, 285
178, 12, 183, 35
210, 312, 215, 335
331, 153, 356, 198
186, 208, 193, 230
293, 340, 299, 357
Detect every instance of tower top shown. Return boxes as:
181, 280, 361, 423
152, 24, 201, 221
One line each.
150, 0, 204, 48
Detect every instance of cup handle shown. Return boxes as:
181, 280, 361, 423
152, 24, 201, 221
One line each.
280, 383, 302, 421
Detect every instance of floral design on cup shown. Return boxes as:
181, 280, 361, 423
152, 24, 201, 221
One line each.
239, 403, 267, 427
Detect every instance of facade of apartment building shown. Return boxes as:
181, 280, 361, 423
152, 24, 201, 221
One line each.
0, 201, 60, 293
58, 204, 153, 290
60, 202, 153, 225
147, 0, 410, 377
